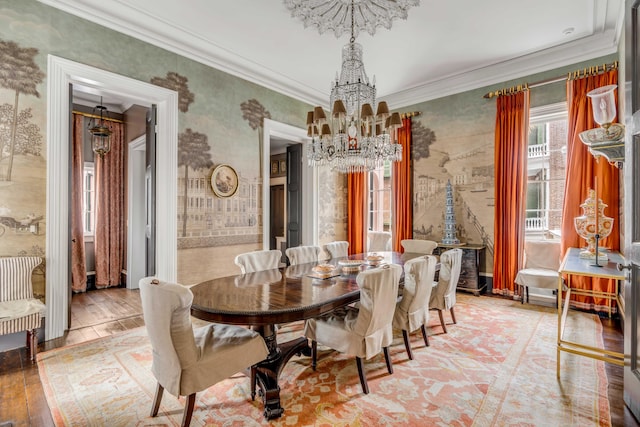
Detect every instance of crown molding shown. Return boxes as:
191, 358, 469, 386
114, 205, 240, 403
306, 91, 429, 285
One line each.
383, 29, 620, 109
37, 0, 621, 110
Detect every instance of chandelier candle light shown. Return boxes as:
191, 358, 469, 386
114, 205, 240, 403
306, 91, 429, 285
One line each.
285, 0, 419, 173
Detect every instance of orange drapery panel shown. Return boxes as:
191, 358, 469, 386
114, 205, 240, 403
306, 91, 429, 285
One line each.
492, 90, 529, 295
347, 172, 366, 255
561, 70, 620, 311
392, 117, 413, 252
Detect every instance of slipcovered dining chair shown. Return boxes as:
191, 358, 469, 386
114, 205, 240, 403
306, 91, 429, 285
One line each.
514, 240, 563, 305
304, 264, 402, 394
392, 255, 437, 360
285, 245, 321, 266
140, 277, 269, 427
368, 231, 392, 252
323, 240, 349, 260
400, 239, 438, 255
0, 256, 45, 363
429, 248, 463, 334
234, 249, 281, 273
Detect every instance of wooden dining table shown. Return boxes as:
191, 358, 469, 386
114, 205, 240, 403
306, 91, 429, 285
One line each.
190, 251, 427, 420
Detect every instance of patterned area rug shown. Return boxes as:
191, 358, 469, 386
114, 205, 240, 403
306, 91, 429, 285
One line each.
38, 294, 610, 426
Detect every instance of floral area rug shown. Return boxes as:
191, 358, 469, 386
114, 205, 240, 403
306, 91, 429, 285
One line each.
37, 294, 610, 426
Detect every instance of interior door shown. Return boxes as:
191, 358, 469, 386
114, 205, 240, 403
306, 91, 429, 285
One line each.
623, 0, 640, 418
286, 144, 302, 249
270, 184, 285, 249
145, 105, 157, 276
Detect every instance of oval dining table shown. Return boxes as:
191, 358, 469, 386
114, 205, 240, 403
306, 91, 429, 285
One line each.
190, 251, 425, 420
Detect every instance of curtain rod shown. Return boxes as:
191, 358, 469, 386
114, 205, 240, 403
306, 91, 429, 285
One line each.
72, 110, 124, 124
401, 111, 421, 119
483, 61, 619, 99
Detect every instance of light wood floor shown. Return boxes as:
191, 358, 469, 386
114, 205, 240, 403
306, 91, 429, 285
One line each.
0, 288, 637, 426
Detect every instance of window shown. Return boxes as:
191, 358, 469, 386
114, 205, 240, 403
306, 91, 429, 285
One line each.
83, 163, 95, 236
368, 161, 393, 232
526, 103, 567, 237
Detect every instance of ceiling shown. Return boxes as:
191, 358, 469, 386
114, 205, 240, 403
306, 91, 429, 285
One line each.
40, 0, 624, 109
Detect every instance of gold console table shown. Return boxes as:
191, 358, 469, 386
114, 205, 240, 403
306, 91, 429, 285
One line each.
556, 247, 625, 378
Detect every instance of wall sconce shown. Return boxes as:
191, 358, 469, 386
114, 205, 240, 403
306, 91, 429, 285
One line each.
578, 84, 624, 168
88, 96, 112, 157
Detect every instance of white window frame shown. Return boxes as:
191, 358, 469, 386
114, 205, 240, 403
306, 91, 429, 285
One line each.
367, 161, 393, 233
526, 102, 567, 237
83, 162, 95, 239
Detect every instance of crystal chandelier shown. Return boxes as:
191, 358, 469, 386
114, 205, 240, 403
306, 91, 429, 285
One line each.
88, 96, 112, 157
285, 0, 418, 173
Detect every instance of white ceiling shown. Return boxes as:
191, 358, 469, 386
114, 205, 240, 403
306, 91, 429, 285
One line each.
40, 0, 624, 109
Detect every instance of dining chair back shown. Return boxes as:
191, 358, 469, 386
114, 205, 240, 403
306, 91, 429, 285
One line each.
285, 245, 321, 266
234, 249, 281, 273
368, 231, 392, 252
400, 239, 438, 255
323, 241, 349, 260
514, 239, 563, 305
304, 263, 402, 394
140, 277, 268, 426
392, 255, 437, 359
429, 248, 463, 334
0, 256, 45, 363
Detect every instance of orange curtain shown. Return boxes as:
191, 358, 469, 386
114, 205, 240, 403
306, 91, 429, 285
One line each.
71, 113, 88, 293
95, 121, 126, 288
347, 172, 366, 255
561, 70, 620, 311
492, 90, 530, 295
392, 117, 413, 252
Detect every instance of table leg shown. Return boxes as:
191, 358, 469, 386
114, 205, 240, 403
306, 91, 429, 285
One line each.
253, 324, 311, 420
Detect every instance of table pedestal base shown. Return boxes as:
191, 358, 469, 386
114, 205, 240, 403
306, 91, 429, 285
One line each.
253, 324, 311, 420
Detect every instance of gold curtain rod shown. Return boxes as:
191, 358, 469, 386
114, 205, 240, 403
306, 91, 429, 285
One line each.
401, 111, 421, 119
483, 84, 529, 99
72, 110, 124, 124
483, 61, 618, 99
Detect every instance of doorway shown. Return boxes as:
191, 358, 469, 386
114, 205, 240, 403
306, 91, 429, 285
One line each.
261, 119, 317, 251
46, 56, 178, 340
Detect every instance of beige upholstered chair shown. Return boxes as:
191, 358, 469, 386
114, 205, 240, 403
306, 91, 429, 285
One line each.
392, 255, 437, 360
0, 257, 45, 363
322, 241, 349, 260
234, 249, 281, 273
368, 231, 392, 252
139, 277, 268, 427
285, 245, 321, 266
515, 240, 563, 305
429, 248, 463, 334
400, 239, 438, 255
304, 264, 402, 394
0, 257, 46, 363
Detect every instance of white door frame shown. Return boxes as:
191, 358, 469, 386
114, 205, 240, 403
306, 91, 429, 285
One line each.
262, 119, 317, 250
46, 55, 178, 339
127, 135, 146, 290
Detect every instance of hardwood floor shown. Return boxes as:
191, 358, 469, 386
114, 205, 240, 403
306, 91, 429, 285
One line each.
0, 287, 144, 427
0, 289, 637, 426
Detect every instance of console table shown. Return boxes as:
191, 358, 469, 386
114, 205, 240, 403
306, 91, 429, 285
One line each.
556, 247, 625, 378
435, 243, 485, 296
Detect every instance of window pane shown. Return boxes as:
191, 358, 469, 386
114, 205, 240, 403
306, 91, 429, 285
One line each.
368, 161, 392, 233
526, 105, 567, 236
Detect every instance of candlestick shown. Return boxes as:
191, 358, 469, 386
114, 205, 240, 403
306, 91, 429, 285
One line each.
594, 180, 598, 239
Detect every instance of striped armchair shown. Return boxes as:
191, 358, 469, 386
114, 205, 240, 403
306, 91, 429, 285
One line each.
0, 257, 45, 362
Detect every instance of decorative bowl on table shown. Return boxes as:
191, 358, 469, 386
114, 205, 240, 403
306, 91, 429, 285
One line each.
312, 263, 336, 277
365, 254, 384, 266
338, 259, 364, 273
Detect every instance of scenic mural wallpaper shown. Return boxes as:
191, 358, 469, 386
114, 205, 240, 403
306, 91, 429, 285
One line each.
0, 0, 617, 298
